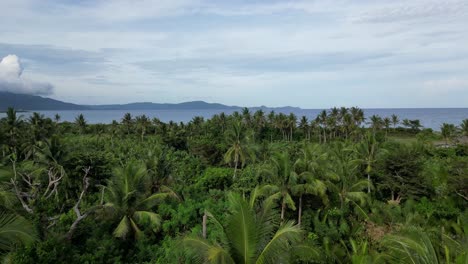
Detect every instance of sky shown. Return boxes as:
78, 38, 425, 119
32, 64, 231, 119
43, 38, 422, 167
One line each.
0, 0, 467, 108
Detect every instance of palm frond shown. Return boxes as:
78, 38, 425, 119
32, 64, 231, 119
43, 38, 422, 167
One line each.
256, 221, 302, 264
0, 211, 36, 252
225, 193, 258, 263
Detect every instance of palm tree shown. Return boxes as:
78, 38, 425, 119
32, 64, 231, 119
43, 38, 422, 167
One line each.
103, 162, 177, 240
293, 144, 328, 225
253, 110, 266, 137
224, 122, 252, 178
318, 110, 328, 143
261, 152, 298, 221
74, 114, 87, 134
383, 117, 391, 138
54, 113, 61, 123
122, 113, 133, 135
287, 113, 297, 141
402, 119, 411, 129
242, 107, 252, 126
135, 115, 151, 140
391, 114, 399, 129
0, 211, 37, 257
183, 192, 304, 264
4, 107, 23, 153
353, 132, 385, 193
440, 123, 457, 145
327, 143, 368, 211
298, 116, 309, 141
369, 115, 382, 135
381, 227, 467, 264
460, 119, 468, 136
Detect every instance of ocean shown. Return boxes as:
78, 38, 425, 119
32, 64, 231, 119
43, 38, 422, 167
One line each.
1, 108, 467, 131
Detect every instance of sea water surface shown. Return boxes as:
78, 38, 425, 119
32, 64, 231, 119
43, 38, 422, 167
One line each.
1, 108, 467, 131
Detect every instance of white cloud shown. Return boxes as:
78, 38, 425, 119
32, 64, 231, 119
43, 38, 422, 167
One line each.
0, 54, 53, 95
422, 78, 468, 95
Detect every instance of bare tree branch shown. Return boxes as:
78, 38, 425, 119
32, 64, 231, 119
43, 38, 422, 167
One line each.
67, 167, 97, 240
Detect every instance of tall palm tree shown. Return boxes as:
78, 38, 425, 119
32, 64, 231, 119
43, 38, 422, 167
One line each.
261, 152, 298, 221
183, 192, 304, 264
224, 122, 252, 178
353, 132, 385, 193
298, 116, 309, 141
253, 110, 266, 137
440, 123, 457, 145
242, 107, 252, 126
383, 117, 391, 138
369, 115, 382, 135
318, 110, 328, 143
0, 211, 37, 257
103, 162, 177, 240
74, 114, 87, 134
391, 114, 399, 129
287, 113, 297, 141
327, 143, 368, 211
293, 144, 328, 225
4, 107, 23, 153
122, 113, 133, 135
135, 115, 151, 140
54, 113, 61, 123
461, 119, 468, 136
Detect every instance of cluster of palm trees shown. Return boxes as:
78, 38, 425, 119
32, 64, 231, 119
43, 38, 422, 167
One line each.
441, 120, 468, 145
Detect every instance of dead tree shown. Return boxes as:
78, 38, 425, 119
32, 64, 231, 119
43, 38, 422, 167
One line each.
66, 167, 91, 240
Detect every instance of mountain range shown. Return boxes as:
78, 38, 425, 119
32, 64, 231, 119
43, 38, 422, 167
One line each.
0, 92, 300, 111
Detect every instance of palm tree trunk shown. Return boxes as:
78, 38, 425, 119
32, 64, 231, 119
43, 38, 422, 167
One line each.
367, 173, 371, 193
281, 201, 286, 221
233, 156, 239, 178
202, 211, 207, 238
298, 195, 303, 226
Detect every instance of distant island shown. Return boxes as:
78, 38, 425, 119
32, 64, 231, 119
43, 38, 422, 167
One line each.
0, 92, 300, 111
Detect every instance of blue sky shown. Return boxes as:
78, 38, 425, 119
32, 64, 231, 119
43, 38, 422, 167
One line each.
0, 0, 467, 108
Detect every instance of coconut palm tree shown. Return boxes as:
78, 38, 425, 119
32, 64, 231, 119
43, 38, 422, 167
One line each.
121, 113, 133, 135
253, 110, 265, 134
74, 114, 87, 134
54, 113, 61, 123
369, 115, 382, 135
440, 123, 457, 145
183, 192, 305, 264
381, 227, 467, 264
353, 132, 385, 193
224, 122, 252, 178
298, 116, 309, 141
0, 211, 37, 257
103, 162, 177, 240
135, 115, 151, 140
242, 107, 252, 126
383, 117, 391, 138
327, 143, 369, 212
287, 113, 297, 141
318, 110, 328, 143
260, 152, 299, 221
391, 114, 399, 129
461, 119, 468, 136
4, 107, 23, 153
293, 144, 328, 225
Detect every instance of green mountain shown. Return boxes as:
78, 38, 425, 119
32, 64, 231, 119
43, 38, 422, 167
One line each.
0, 92, 87, 111
0, 92, 239, 111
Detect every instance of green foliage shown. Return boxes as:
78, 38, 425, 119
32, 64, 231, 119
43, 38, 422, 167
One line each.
0, 108, 466, 263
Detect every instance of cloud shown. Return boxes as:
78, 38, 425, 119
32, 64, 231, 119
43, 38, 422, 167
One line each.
422, 78, 468, 95
0, 54, 53, 95
353, 0, 468, 23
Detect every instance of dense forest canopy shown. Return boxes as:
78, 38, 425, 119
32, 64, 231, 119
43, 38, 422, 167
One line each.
0, 107, 467, 263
